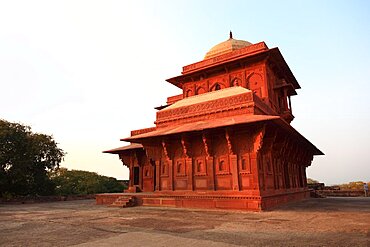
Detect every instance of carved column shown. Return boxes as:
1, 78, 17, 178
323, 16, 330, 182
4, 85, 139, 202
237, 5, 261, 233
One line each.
251, 126, 265, 191
155, 160, 160, 191
203, 133, 214, 190
139, 154, 143, 190
226, 128, 239, 191
162, 140, 173, 191
129, 163, 134, 187
181, 136, 193, 191
187, 158, 193, 191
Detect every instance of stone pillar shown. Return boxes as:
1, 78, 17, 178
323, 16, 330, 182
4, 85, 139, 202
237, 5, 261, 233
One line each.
129, 163, 134, 188
303, 166, 307, 187
186, 157, 193, 191
139, 165, 143, 190
207, 157, 215, 190
250, 152, 259, 190
155, 160, 160, 191
168, 159, 173, 191
230, 154, 239, 191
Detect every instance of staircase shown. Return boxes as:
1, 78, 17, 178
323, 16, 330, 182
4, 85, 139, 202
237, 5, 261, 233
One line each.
109, 196, 137, 208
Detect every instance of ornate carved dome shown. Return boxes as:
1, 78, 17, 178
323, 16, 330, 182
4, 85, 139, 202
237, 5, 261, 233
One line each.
204, 32, 252, 59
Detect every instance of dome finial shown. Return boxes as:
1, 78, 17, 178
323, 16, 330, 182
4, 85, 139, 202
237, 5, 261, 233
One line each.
229, 30, 233, 39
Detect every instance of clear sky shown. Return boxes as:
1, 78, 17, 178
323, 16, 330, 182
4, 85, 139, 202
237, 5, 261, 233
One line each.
1, 0, 369, 185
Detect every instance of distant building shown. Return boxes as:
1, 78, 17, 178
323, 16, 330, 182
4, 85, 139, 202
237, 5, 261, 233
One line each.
102, 33, 323, 210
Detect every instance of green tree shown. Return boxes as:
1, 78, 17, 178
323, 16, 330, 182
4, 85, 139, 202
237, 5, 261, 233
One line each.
0, 119, 65, 197
49, 168, 125, 195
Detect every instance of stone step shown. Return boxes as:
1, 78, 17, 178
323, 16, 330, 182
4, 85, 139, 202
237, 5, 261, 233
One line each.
109, 196, 136, 208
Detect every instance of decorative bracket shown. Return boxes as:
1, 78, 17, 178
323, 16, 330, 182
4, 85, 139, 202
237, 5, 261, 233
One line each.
202, 133, 210, 159
225, 128, 234, 155
119, 153, 131, 167
161, 140, 170, 160
181, 135, 190, 158
253, 125, 266, 153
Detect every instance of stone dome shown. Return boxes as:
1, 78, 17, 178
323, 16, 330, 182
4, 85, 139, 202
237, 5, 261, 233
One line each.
204, 32, 252, 59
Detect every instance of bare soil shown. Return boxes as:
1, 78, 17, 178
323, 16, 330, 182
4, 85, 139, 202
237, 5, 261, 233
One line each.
0, 197, 369, 246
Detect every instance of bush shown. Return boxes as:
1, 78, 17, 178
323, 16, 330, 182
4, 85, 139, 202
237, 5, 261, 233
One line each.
49, 168, 125, 195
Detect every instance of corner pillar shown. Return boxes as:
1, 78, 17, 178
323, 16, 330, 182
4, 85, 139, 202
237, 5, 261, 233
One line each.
155, 160, 160, 191
230, 154, 239, 191
186, 158, 193, 190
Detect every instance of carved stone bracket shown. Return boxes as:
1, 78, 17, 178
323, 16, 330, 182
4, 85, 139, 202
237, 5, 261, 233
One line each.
161, 140, 170, 160
225, 128, 233, 154
202, 133, 211, 158
119, 153, 131, 167
253, 125, 266, 153
181, 135, 190, 158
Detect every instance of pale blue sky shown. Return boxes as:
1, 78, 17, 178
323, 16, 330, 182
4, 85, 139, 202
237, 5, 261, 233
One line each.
0, 0, 369, 184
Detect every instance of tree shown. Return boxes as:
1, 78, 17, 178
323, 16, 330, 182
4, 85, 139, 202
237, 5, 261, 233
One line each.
338, 181, 370, 190
49, 168, 125, 195
0, 119, 65, 197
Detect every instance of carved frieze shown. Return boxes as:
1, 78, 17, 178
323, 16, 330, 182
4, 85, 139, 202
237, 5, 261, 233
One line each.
156, 92, 253, 125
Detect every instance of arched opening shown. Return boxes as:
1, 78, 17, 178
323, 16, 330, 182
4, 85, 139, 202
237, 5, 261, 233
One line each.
219, 160, 225, 171
177, 162, 182, 173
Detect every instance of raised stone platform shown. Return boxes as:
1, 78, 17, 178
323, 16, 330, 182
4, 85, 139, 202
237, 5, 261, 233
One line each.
96, 190, 310, 211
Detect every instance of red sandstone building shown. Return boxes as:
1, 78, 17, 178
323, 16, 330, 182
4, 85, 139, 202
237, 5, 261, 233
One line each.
98, 33, 323, 211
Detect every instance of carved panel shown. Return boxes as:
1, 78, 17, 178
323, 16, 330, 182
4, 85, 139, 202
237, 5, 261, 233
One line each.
240, 154, 252, 174
175, 179, 187, 190
161, 179, 169, 190
247, 72, 263, 97
175, 158, 186, 176
194, 157, 207, 176
216, 155, 230, 175
216, 176, 232, 190
209, 75, 228, 91
195, 178, 208, 189
144, 165, 152, 178
160, 160, 169, 177
241, 176, 252, 189
183, 83, 195, 98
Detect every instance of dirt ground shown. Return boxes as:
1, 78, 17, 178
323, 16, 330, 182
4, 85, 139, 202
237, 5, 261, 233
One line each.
0, 197, 369, 247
